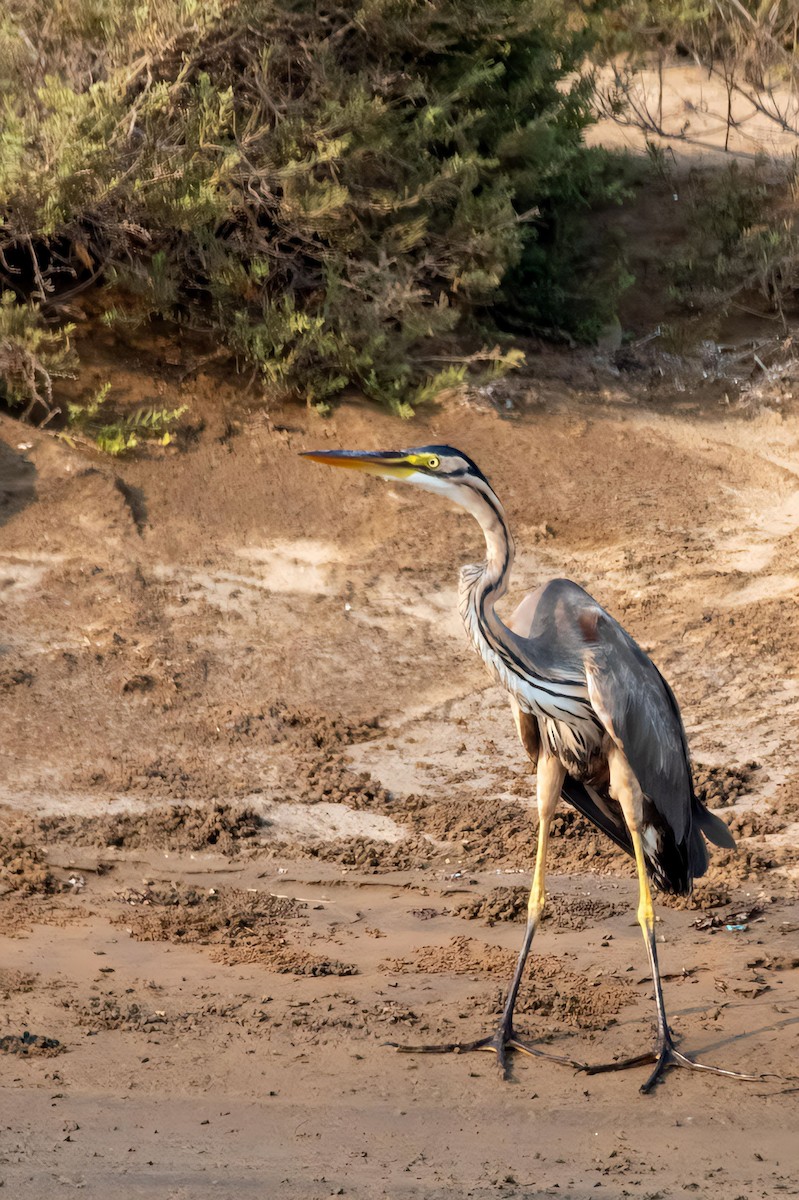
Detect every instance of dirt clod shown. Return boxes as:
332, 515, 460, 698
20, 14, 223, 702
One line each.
0, 1031, 62, 1056
455, 887, 624, 929
113, 884, 357, 975
40, 803, 264, 854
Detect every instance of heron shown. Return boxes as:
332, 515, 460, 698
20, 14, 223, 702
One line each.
302, 444, 758, 1093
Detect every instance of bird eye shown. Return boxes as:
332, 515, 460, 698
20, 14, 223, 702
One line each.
427, 455, 440, 470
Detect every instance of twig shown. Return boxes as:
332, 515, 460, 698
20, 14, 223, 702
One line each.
39, 405, 62, 429
721, 0, 799, 72
25, 235, 52, 304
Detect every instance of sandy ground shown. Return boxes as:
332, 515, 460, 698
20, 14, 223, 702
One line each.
1, 323, 798, 1199
587, 62, 799, 164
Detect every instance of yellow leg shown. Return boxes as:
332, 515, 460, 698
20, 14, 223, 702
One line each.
526, 796, 551, 922
389, 753, 585, 1076
585, 804, 763, 1092
520, 754, 562, 958
499, 753, 562, 1021
631, 826, 655, 943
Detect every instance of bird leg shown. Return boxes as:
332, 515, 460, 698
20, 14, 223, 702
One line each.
584, 823, 761, 1094
389, 756, 584, 1077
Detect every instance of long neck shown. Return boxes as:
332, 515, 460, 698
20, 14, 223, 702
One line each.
456, 488, 515, 650
453, 482, 593, 732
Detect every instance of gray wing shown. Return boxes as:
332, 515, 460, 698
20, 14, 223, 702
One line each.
582, 609, 694, 842
508, 577, 692, 834
508, 579, 733, 890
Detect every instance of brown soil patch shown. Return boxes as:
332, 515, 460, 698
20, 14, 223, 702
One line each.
662, 879, 733, 910
60, 702, 389, 813
0, 968, 37, 997
64, 988, 209, 1035
693, 762, 759, 809
40, 802, 264, 854
2, 331, 799, 1196
383, 935, 517, 977
113, 884, 357, 976
455, 887, 624, 929
0, 1032, 63, 1057
486, 965, 635, 1033
0, 895, 85, 937
0, 810, 58, 895
384, 936, 634, 1031
726, 810, 784, 839
293, 832, 431, 871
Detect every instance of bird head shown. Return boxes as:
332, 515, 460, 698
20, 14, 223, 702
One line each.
300, 444, 501, 522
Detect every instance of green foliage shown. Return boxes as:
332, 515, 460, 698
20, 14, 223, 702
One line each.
590, 2, 799, 328
0, 292, 77, 414
66, 385, 187, 454
592, 1, 799, 72
0, 0, 632, 415
495, 147, 639, 341
0, 293, 184, 450
666, 159, 799, 316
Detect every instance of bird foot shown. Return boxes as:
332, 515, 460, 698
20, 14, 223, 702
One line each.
583, 1035, 763, 1094
386, 1024, 584, 1080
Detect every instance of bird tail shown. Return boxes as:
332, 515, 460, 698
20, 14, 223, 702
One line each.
644, 817, 699, 895
642, 790, 736, 896
560, 777, 735, 897
693, 798, 736, 850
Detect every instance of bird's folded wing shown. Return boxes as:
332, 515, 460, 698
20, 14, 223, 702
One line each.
583, 612, 692, 843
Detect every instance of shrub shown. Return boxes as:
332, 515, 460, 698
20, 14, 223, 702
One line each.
0, 0, 631, 416
0, 292, 77, 417
65, 386, 187, 455
591, 3, 799, 329
665, 158, 799, 319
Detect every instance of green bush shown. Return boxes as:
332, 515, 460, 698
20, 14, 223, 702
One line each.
665, 159, 799, 317
65, 384, 187, 455
0, 293, 185, 451
0, 292, 77, 416
590, 2, 799, 329
0, 0, 631, 414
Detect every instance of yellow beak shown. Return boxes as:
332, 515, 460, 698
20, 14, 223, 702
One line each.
300, 449, 414, 480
